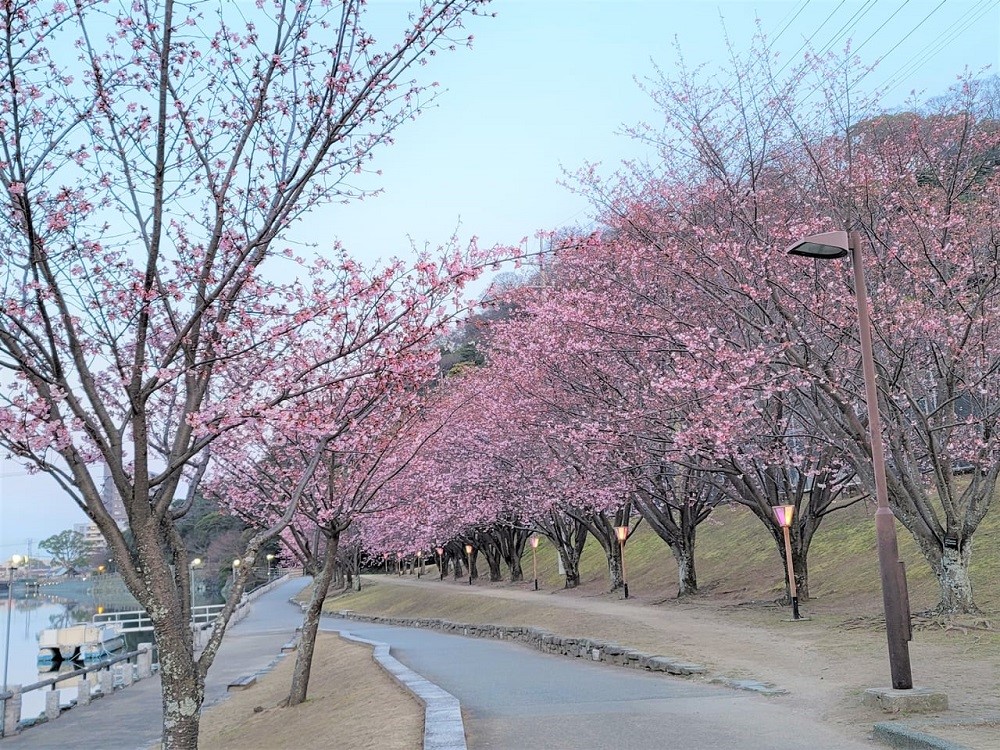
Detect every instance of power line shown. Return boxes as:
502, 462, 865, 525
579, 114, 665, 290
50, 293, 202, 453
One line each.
876, 0, 999, 96
769, 0, 811, 46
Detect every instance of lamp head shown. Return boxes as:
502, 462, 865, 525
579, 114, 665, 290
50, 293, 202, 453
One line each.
786, 230, 851, 259
529, 535, 539, 549
464, 544, 473, 555
772, 505, 796, 528
614, 526, 628, 543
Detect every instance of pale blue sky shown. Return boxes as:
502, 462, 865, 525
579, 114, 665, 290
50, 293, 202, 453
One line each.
3, 0, 999, 557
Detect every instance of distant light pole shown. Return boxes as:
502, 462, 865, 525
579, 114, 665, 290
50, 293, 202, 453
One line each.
436, 546, 445, 580
464, 544, 473, 586
529, 535, 540, 591
788, 229, 913, 689
189, 558, 203, 613
614, 526, 629, 599
266, 554, 274, 580
396, 552, 403, 576
3, 554, 26, 737
772, 506, 801, 620
231, 558, 241, 587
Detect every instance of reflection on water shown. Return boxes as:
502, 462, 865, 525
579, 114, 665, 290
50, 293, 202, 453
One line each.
2, 575, 224, 724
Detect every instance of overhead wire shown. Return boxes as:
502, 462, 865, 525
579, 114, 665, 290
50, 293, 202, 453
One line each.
875, 0, 1000, 95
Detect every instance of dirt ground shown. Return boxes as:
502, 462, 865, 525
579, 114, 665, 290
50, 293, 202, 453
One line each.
329, 573, 1000, 749
197, 633, 423, 750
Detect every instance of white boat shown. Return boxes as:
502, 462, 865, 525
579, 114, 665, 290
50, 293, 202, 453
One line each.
37, 624, 126, 663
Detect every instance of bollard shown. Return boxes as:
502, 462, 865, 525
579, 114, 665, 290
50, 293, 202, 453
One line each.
99, 669, 114, 695
1, 684, 22, 737
45, 690, 60, 720
77, 680, 91, 706
121, 663, 134, 687
137, 643, 153, 679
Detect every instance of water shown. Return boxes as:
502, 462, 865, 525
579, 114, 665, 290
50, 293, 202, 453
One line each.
2, 575, 217, 723
1, 593, 89, 721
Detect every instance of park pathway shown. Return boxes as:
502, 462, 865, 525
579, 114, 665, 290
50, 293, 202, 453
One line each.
2, 577, 311, 750
320, 615, 876, 750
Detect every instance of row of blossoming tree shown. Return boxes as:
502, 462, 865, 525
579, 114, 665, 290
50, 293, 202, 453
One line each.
363, 49, 1000, 621
0, 1, 503, 747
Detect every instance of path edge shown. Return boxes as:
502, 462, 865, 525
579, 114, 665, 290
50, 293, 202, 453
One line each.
336, 630, 467, 750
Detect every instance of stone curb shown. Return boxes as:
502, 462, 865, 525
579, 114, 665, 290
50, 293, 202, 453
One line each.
336, 630, 466, 750
331, 610, 711, 679
872, 722, 971, 750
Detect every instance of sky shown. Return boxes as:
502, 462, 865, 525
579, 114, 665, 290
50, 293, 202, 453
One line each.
3, 0, 999, 558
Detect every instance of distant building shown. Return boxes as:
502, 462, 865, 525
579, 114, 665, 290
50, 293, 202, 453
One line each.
99, 463, 129, 531
74, 522, 107, 553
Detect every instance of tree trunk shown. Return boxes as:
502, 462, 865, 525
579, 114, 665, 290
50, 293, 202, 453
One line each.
607, 544, 624, 592
671, 543, 697, 597
288, 532, 339, 706
925, 539, 977, 614
508, 550, 523, 583
557, 549, 581, 588
483, 546, 502, 582
154, 599, 204, 750
451, 554, 464, 580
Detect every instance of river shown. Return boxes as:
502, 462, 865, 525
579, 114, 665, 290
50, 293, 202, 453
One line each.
2, 592, 92, 722
2, 576, 218, 724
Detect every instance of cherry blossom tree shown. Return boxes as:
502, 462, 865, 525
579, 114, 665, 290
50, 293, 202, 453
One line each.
0, 1, 496, 746
595, 38, 1000, 614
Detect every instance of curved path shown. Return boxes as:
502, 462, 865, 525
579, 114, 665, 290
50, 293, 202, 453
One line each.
320, 615, 875, 750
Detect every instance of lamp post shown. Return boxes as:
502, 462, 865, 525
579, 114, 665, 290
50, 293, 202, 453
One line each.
436, 547, 445, 580
231, 557, 240, 587
772, 505, 801, 620
788, 229, 913, 689
464, 544, 473, 586
614, 526, 629, 599
189, 557, 202, 612
529, 535, 539, 591
266, 553, 274, 580
3, 554, 26, 737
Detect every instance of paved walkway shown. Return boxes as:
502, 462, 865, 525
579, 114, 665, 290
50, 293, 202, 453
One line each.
2, 578, 311, 750
320, 616, 874, 750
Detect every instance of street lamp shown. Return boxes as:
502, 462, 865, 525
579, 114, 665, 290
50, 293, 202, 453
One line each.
772, 505, 801, 620
189, 558, 203, 612
3, 554, 26, 737
231, 557, 241, 586
464, 544, 473, 586
788, 229, 913, 689
529, 535, 540, 591
436, 546, 445, 580
266, 553, 275, 580
614, 526, 629, 599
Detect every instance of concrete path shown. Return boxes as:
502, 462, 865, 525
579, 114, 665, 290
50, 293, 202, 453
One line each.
2, 578, 311, 750
321, 616, 876, 750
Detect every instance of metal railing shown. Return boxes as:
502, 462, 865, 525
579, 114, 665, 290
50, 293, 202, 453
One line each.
0, 644, 154, 737
93, 603, 225, 632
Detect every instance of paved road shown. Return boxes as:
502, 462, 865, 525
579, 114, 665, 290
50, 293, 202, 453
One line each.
322, 617, 876, 750
3, 577, 311, 750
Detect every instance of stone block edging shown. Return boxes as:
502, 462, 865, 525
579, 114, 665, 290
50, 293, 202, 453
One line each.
872, 722, 971, 750
336, 630, 466, 750
331, 610, 709, 679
